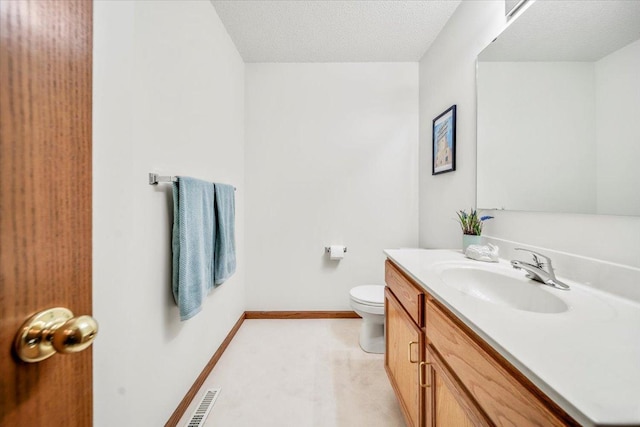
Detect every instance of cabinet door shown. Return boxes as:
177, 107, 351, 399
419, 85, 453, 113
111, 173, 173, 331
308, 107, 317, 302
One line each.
426, 299, 574, 426
385, 288, 424, 427
425, 345, 490, 427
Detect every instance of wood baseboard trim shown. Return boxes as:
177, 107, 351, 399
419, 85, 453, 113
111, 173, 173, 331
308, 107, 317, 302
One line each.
244, 311, 360, 319
164, 312, 246, 427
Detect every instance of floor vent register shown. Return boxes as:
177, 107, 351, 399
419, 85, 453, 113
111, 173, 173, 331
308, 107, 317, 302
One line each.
185, 388, 221, 427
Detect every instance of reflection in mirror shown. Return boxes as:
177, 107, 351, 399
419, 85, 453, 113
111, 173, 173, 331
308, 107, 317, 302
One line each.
477, 0, 640, 216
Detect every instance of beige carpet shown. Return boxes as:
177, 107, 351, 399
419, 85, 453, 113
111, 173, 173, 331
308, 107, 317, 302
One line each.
178, 319, 405, 426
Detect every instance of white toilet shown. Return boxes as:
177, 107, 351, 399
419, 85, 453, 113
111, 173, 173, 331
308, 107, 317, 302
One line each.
349, 285, 385, 354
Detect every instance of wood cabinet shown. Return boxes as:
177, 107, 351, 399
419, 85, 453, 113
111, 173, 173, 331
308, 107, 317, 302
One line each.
384, 259, 579, 427
385, 260, 424, 326
425, 345, 487, 427
385, 260, 425, 427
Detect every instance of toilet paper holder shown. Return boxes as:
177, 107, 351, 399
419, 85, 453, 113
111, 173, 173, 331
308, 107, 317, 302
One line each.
324, 246, 347, 253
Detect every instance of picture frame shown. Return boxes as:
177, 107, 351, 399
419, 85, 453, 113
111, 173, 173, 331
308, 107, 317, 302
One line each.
432, 105, 457, 175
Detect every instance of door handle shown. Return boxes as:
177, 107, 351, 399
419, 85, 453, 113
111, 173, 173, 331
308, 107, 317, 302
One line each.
14, 307, 98, 363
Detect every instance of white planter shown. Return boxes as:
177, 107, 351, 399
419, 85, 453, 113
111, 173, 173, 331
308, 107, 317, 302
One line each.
462, 234, 482, 252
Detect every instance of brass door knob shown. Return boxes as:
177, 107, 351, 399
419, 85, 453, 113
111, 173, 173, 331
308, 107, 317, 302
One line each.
14, 307, 99, 363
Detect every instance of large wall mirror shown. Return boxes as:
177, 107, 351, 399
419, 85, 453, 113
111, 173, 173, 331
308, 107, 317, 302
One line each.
477, 0, 640, 216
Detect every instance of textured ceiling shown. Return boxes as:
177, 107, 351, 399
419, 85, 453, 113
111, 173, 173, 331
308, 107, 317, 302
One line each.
211, 0, 462, 62
480, 0, 640, 62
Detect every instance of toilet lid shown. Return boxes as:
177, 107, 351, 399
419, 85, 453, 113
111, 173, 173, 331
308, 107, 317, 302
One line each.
350, 285, 384, 306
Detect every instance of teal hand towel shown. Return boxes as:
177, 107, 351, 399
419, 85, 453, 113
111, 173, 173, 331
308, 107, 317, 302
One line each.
213, 183, 236, 285
172, 177, 216, 320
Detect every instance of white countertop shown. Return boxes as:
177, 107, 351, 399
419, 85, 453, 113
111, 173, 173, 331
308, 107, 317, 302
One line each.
384, 249, 640, 427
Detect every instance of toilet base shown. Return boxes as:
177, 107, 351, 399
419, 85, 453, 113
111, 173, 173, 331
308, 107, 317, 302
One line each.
359, 318, 385, 354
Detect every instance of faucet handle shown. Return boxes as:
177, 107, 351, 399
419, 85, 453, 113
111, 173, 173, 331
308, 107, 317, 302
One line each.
514, 248, 553, 269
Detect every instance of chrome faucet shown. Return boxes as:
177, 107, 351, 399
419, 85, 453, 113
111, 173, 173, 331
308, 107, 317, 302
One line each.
510, 248, 570, 290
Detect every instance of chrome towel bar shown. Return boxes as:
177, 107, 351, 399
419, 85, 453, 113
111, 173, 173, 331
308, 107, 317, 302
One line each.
149, 173, 236, 190
148, 173, 177, 185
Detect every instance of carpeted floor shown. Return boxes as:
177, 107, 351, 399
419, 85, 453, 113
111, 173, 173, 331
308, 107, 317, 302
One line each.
178, 319, 405, 426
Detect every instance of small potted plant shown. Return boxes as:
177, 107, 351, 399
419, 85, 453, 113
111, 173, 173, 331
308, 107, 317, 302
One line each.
456, 209, 493, 251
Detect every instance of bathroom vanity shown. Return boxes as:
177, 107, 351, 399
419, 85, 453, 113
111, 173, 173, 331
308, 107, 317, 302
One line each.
384, 249, 640, 427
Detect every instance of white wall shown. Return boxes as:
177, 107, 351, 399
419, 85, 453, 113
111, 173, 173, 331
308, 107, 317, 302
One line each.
595, 39, 640, 216
419, 0, 640, 269
93, 1, 245, 426
477, 61, 596, 213
419, 1, 505, 250
245, 63, 419, 310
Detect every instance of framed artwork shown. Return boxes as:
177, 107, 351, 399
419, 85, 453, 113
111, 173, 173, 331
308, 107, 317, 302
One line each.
432, 105, 456, 175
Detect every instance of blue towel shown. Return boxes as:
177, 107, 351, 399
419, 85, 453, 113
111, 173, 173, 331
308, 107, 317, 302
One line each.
172, 177, 216, 320
213, 183, 236, 285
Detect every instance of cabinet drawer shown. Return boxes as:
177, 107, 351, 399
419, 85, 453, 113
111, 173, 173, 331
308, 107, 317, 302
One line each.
385, 260, 424, 327
426, 299, 575, 427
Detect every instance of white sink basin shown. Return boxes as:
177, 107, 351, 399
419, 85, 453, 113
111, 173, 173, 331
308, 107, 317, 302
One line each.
434, 263, 569, 314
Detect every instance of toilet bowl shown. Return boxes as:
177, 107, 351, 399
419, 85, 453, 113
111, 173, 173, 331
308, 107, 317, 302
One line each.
349, 285, 385, 354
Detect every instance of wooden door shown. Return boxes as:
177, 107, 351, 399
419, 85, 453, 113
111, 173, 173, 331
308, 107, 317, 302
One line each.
385, 288, 424, 427
425, 345, 490, 427
0, 0, 93, 426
